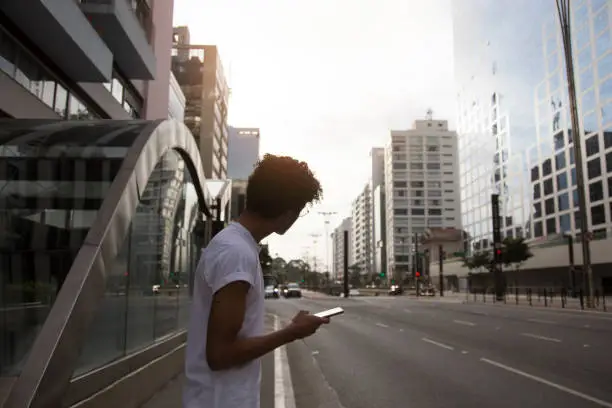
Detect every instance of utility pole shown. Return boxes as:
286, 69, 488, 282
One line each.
343, 230, 350, 298
414, 232, 420, 296
309, 233, 321, 274
318, 211, 338, 275
556, 0, 594, 308
439, 244, 445, 297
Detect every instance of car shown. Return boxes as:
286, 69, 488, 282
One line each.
388, 285, 404, 296
264, 285, 280, 299
282, 283, 302, 298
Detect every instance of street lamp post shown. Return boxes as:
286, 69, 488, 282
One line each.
318, 211, 338, 276
556, 0, 594, 307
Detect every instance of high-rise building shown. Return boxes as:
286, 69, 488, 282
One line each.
384, 118, 461, 281
453, 0, 612, 257
369, 147, 386, 277
171, 26, 230, 179
0, 0, 176, 120
372, 183, 387, 279
350, 184, 372, 275
331, 217, 352, 281
228, 127, 260, 180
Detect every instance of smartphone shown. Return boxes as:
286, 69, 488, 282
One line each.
314, 307, 344, 318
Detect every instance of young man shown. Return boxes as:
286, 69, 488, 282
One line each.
183, 154, 329, 408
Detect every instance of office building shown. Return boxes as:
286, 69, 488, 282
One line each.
350, 184, 372, 275
384, 118, 461, 281
230, 179, 248, 220
331, 217, 352, 281
369, 147, 386, 277
228, 127, 260, 180
372, 183, 387, 280
453, 0, 612, 257
172, 26, 230, 179
0, 0, 176, 120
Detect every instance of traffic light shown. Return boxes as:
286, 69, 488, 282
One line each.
415, 271, 421, 278
379, 271, 385, 278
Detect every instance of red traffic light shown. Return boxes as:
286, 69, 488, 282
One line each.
496, 249, 502, 255
415, 272, 421, 277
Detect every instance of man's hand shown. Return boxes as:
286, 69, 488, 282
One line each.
286, 310, 329, 340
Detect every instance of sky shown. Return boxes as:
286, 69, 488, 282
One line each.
173, 0, 457, 270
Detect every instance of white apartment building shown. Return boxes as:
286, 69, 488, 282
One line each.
351, 184, 372, 275
368, 147, 385, 274
384, 118, 461, 281
331, 217, 352, 281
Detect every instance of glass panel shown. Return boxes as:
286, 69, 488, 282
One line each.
74, 234, 129, 376
0, 121, 151, 377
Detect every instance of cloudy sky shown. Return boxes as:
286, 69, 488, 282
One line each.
173, 0, 456, 269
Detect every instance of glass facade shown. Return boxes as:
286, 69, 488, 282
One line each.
0, 120, 207, 379
453, 0, 612, 255
76, 149, 201, 376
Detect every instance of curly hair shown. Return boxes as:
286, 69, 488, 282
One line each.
246, 154, 322, 219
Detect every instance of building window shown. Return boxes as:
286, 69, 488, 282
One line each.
591, 204, 606, 225
587, 158, 602, 179
0, 26, 100, 119
589, 180, 604, 201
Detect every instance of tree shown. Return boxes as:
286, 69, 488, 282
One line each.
259, 244, 273, 272
470, 251, 493, 272
286, 259, 310, 283
348, 264, 362, 288
501, 237, 533, 271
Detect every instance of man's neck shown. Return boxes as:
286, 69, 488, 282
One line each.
236, 211, 272, 243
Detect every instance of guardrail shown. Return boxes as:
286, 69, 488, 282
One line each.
464, 287, 609, 312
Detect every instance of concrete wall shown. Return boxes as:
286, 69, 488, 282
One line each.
143, 0, 175, 119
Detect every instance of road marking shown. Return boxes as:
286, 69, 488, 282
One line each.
521, 332, 562, 343
584, 344, 590, 348
422, 338, 455, 350
480, 358, 612, 408
528, 318, 556, 324
399, 328, 404, 332
584, 324, 591, 328
375, 322, 389, 328
453, 319, 476, 326
274, 315, 296, 408
461, 350, 469, 354
404, 308, 413, 313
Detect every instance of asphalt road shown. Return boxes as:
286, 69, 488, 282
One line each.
267, 294, 612, 408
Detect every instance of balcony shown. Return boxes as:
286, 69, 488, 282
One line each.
80, 0, 156, 79
0, 0, 113, 82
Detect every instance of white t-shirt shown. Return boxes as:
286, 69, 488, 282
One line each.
183, 222, 264, 408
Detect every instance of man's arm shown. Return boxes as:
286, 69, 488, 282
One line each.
206, 281, 296, 371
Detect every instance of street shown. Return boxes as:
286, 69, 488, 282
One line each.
268, 293, 612, 408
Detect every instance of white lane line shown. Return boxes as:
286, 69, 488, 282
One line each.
528, 318, 556, 324
453, 319, 476, 326
422, 337, 455, 351
404, 308, 413, 313
480, 358, 612, 408
274, 315, 296, 408
375, 322, 389, 328
521, 332, 562, 343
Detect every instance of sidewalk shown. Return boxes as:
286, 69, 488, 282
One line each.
139, 316, 277, 408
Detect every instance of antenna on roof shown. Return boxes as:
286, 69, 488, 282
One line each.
426, 108, 433, 120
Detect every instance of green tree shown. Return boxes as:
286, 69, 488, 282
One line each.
469, 251, 493, 272
286, 259, 310, 283
348, 264, 362, 288
259, 244, 273, 272
501, 237, 533, 271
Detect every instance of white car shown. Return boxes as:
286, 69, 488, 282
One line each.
264, 285, 280, 299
